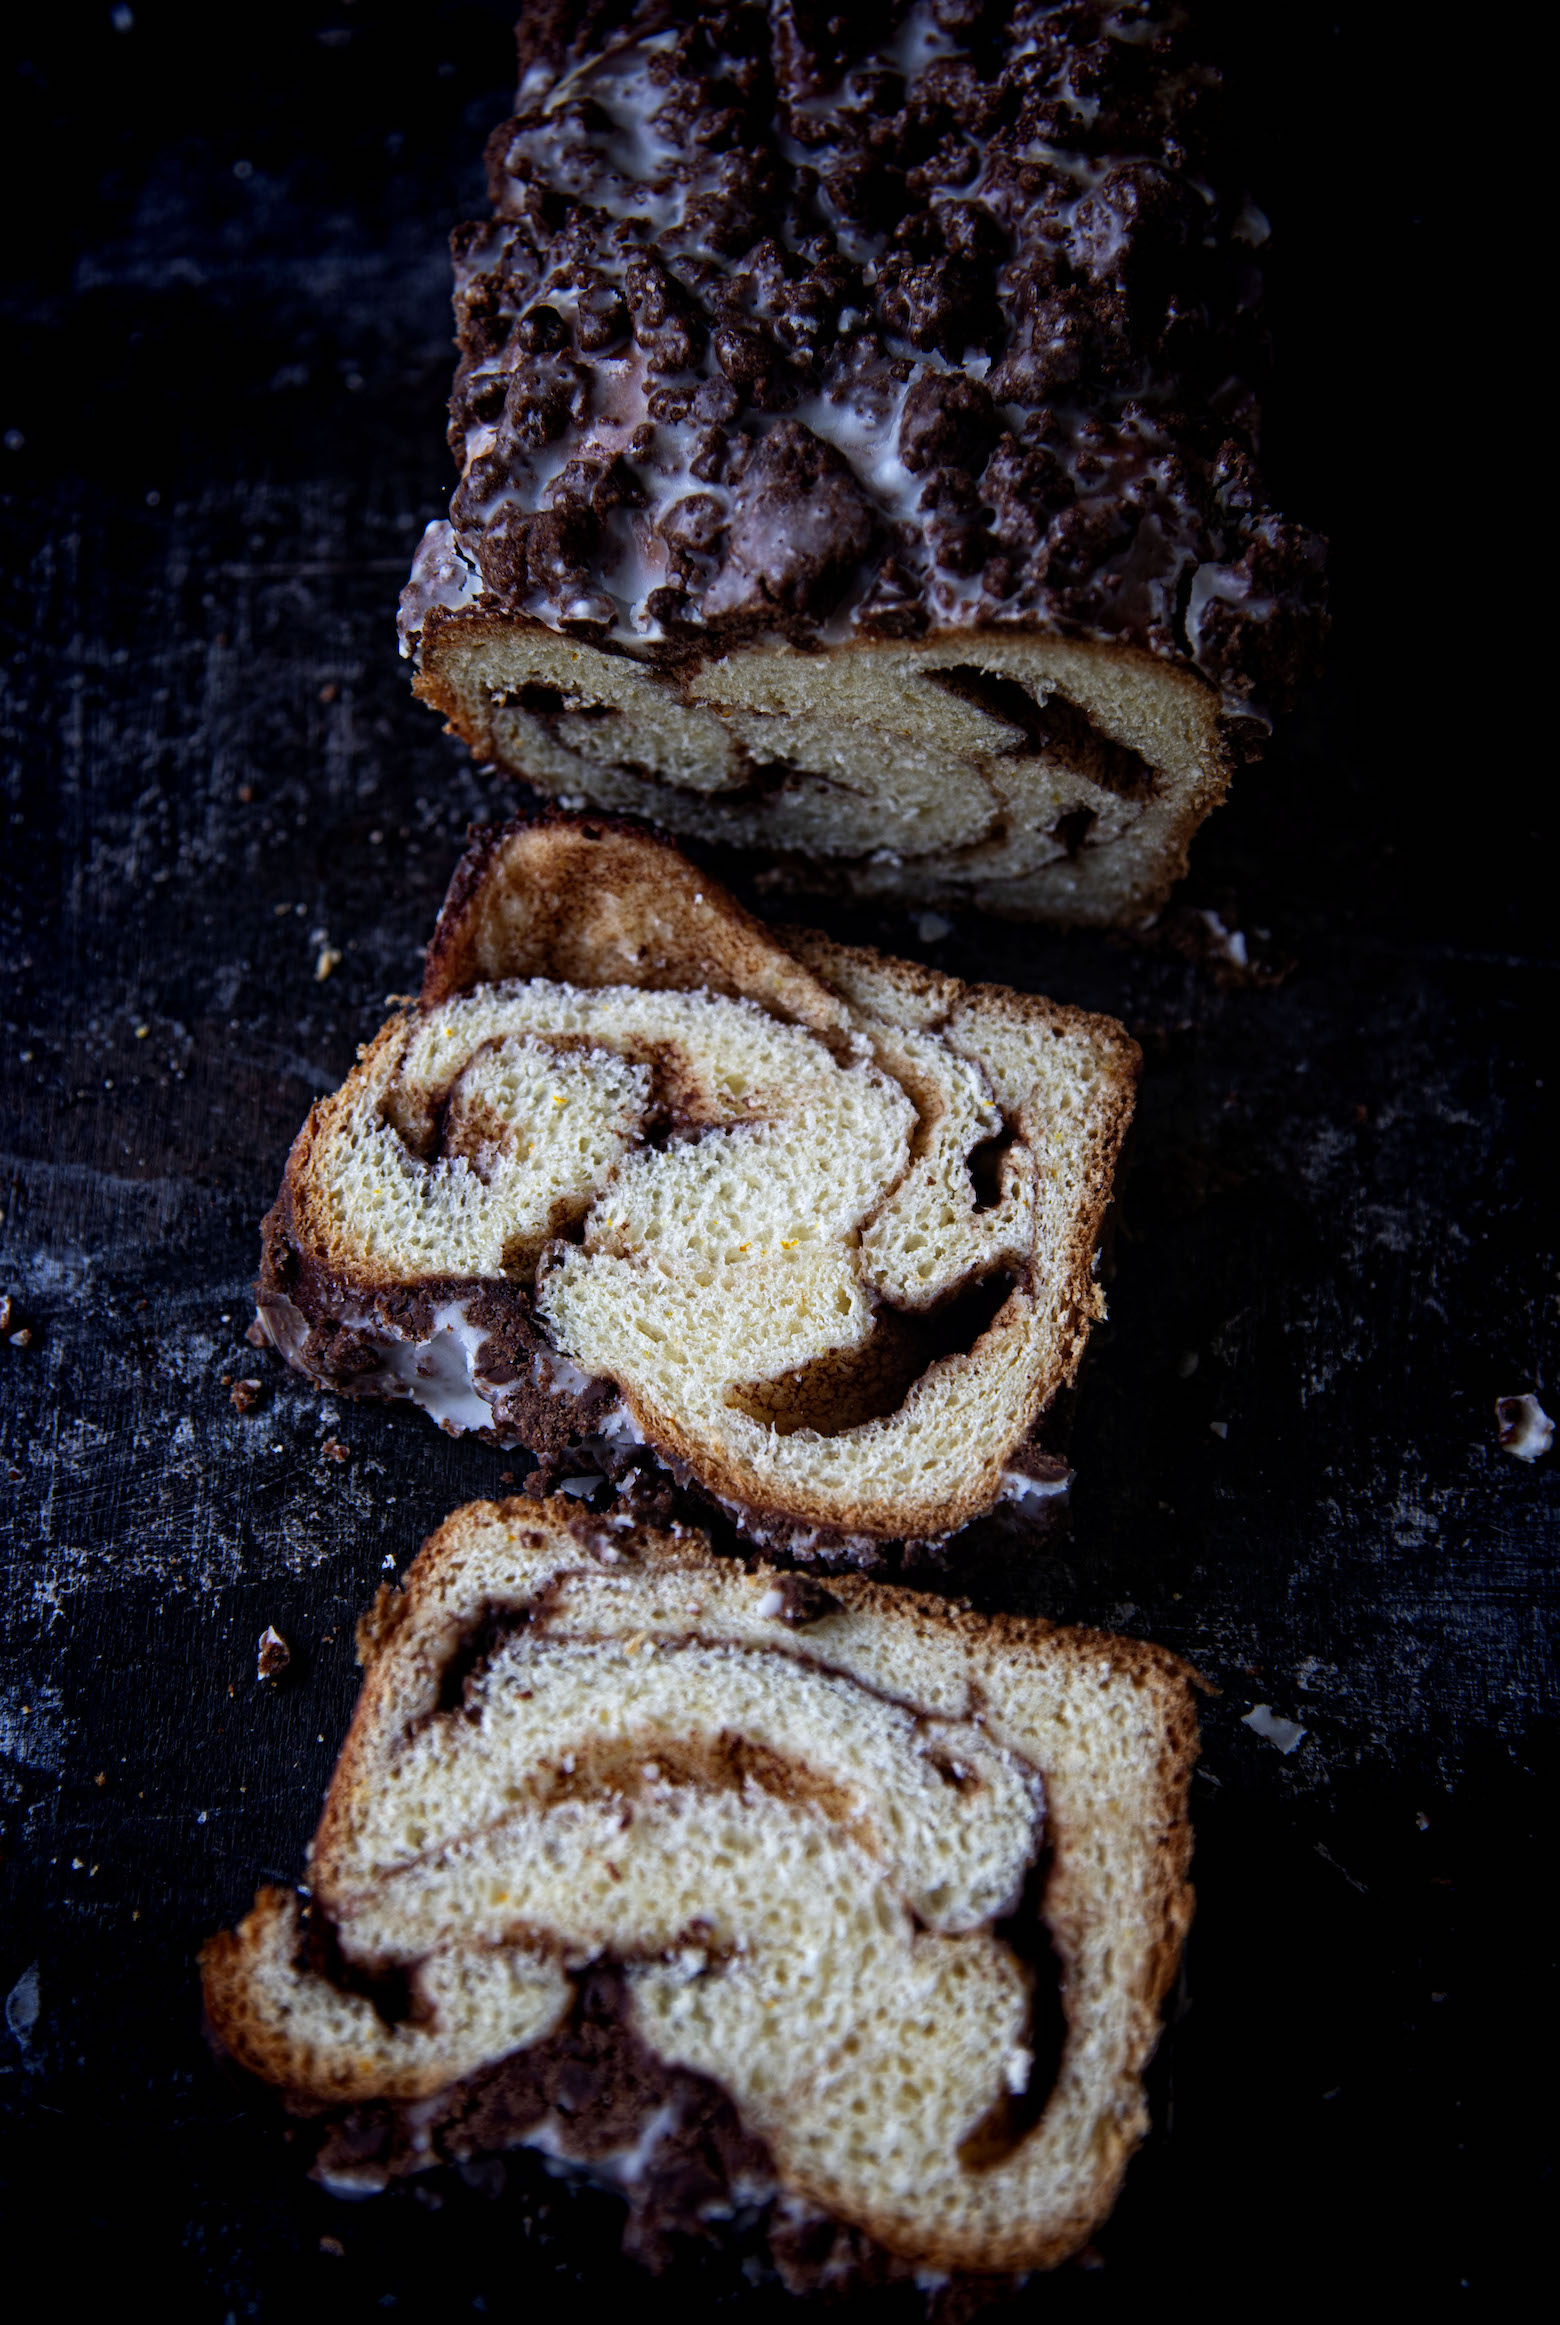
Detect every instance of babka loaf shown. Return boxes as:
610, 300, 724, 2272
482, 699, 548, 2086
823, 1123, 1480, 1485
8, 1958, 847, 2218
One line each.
399, 1, 1326, 926
253, 813, 1137, 1556
201, 1497, 1200, 2283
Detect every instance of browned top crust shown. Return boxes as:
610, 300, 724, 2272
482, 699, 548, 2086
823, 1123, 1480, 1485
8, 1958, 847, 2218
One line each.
401, 1, 1325, 721
421, 807, 849, 1029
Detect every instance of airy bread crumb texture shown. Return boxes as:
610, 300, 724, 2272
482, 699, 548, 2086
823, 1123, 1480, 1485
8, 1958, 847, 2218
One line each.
263, 816, 1138, 1545
202, 1499, 1200, 2277
416, 622, 1232, 926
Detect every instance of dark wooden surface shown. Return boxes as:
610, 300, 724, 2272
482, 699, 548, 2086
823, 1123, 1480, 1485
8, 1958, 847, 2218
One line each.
0, 6, 1549, 2312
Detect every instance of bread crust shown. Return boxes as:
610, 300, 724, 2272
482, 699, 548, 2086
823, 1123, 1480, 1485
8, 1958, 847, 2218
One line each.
202, 1497, 1202, 2278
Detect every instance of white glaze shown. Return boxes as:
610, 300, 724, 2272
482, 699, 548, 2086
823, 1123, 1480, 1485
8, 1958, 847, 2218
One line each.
997, 1466, 1070, 1506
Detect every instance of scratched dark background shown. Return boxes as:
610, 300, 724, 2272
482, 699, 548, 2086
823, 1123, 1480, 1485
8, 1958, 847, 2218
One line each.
0, 3, 1549, 2314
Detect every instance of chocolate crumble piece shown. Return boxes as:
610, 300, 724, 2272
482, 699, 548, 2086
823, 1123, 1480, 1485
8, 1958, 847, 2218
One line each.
759, 1571, 844, 1627
708, 418, 877, 623
256, 1626, 291, 1682
230, 1377, 267, 1414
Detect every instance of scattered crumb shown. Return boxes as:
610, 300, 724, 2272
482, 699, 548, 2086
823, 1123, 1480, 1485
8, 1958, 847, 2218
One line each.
315, 945, 343, 982
256, 1625, 291, 1682
245, 1319, 268, 1347
8, 1327, 32, 1349
319, 1436, 350, 1463
230, 1377, 266, 1414
1209, 1418, 1228, 1438
1496, 1392, 1553, 1462
319, 2235, 344, 2258
318, 683, 339, 704
915, 911, 953, 943
1176, 1350, 1199, 1378
1149, 901, 1294, 988
1199, 907, 1246, 968
1242, 1703, 1306, 1754
95, 1771, 107, 1788
236, 784, 254, 803
1416, 1810, 1430, 1831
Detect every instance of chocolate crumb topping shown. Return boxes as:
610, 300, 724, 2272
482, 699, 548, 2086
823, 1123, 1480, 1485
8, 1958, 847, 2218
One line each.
308, 1964, 778, 2262
401, 1, 1325, 717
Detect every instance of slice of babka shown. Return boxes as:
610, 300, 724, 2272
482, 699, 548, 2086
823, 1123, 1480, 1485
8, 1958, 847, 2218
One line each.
201, 1498, 1200, 2285
253, 813, 1137, 1559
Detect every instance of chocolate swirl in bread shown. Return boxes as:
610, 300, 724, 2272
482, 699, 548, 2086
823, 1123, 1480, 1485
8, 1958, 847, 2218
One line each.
253, 814, 1136, 1557
401, 1, 1325, 925
201, 1499, 1201, 2280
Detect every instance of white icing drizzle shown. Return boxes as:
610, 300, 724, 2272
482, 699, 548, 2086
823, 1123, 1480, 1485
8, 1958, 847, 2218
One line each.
397, 521, 485, 659
370, 1302, 494, 1436
534, 1346, 596, 1400
257, 1290, 614, 1448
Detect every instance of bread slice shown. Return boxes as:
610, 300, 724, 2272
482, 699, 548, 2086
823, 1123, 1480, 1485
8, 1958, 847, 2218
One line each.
253, 813, 1137, 1557
201, 1498, 1200, 2282
413, 613, 1238, 930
